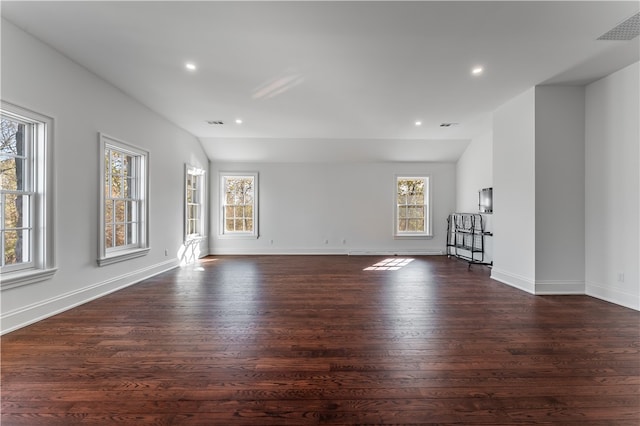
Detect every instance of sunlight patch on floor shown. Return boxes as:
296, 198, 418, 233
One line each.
364, 258, 414, 271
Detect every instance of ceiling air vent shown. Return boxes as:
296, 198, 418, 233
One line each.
440, 123, 458, 127
597, 12, 640, 40
207, 120, 224, 125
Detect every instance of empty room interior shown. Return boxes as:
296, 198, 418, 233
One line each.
1, 1, 639, 424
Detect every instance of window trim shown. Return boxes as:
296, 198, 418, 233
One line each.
2, 116, 36, 275
219, 171, 259, 239
1, 101, 56, 290
184, 164, 206, 241
393, 174, 432, 239
98, 133, 149, 266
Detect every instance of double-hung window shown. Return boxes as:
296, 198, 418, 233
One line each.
1, 102, 55, 288
220, 172, 258, 238
185, 165, 205, 240
395, 175, 431, 237
99, 133, 149, 266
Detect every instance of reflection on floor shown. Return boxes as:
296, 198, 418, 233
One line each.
363, 257, 414, 271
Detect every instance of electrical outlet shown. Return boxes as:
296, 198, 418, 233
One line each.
618, 272, 625, 283
324, 239, 329, 244
164, 249, 168, 256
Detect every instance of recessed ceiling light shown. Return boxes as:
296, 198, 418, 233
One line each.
414, 120, 422, 126
185, 62, 197, 71
235, 118, 243, 124
471, 66, 484, 76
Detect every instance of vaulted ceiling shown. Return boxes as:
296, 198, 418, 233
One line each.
2, 1, 638, 162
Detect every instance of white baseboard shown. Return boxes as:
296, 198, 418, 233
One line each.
208, 248, 346, 255
491, 268, 535, 294
586, 280, 640, 311
348, 249, 444, 256
208, 247, 444, 256
491, 270, 588, 296
535, 280, 585, 295
1, 259, 179, 335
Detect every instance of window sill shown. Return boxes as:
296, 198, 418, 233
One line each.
1, 267, 58, 290
394, 234, 434, 240
98, 247, 150, 266
218, 234, 259, 240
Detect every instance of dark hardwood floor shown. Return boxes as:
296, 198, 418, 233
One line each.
2, 255, 639, 425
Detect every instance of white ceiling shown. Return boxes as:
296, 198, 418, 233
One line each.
2, 1, 639, 162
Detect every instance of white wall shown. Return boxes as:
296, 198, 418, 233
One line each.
585, 62, 639, 310
490, 69, 637, 309
456, 131, 493, 212
455, 131, 493, 263
1, 20, 209, 333
534, 86, 585, 293
209, 161, 456, 255
491, 88, 536, 292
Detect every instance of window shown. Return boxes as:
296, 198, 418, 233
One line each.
99, 133, 149, 266
1, 102, 55, 288
395, 176, 431, 237
220, 172, 258, 238
185, 165, 205, 240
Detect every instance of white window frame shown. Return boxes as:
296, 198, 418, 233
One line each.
394, 175, 432, 238
98, 133, 149, 266
219, 172, 258, 239
1, 101, 56, 289
185, 164, 206, 241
